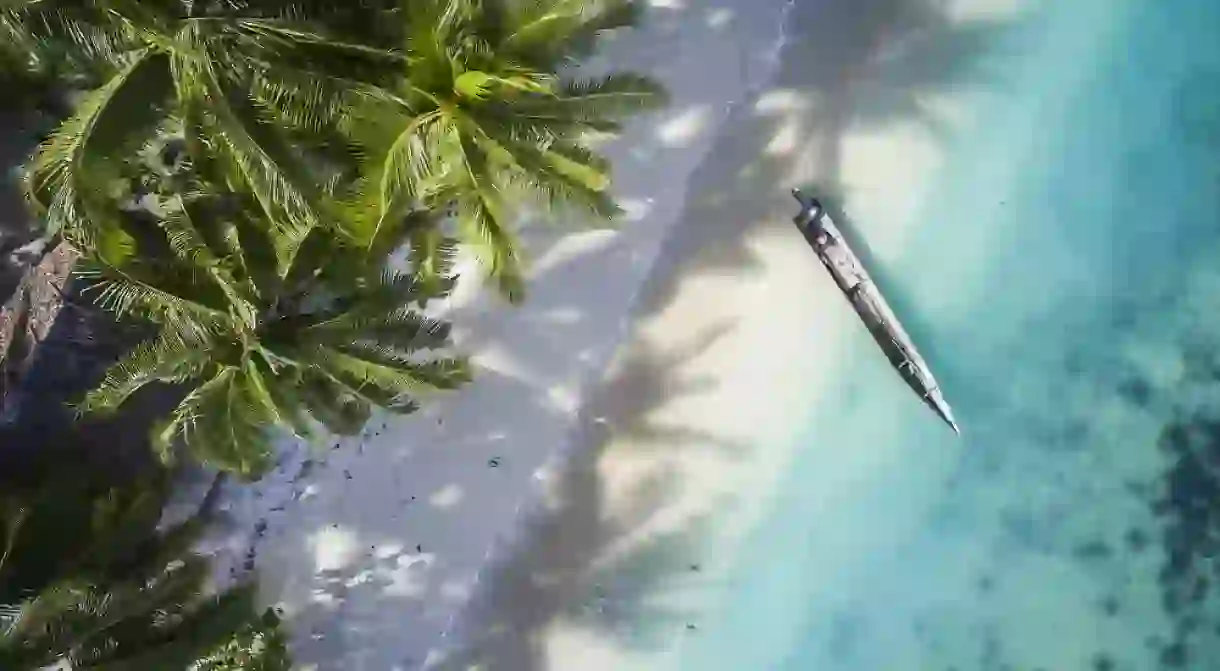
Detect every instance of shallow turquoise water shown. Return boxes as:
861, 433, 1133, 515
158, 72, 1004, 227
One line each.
681, 0, 1220, 669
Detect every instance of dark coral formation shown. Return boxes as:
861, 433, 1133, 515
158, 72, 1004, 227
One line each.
1147, 373, 1220, 667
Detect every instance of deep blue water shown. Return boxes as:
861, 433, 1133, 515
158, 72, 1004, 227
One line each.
680, 0, 1220, 668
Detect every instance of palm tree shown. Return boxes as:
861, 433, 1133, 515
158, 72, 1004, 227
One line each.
2, 0, 394, 251
0, 471, 277, 670
75, 174, 469, 478
347, 0, 667, 301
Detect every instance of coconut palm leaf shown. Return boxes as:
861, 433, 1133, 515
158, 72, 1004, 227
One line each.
77, 329, 214, 415
503, 0, 641, 64
6, 0, 391, 243
74, 255, 231, 343
89, 585, 260, 671
351, 0, 665, 301
78, 177, 465, 477
26, 49, 173, 242
513, 73, 668, 123
0, 465, 284, 670
295, 369, 374, 436
176, 48, 320, 247
150, 364, 278, 476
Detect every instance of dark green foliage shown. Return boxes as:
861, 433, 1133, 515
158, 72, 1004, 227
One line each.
0, 469, 281, 670
193, 607, 292, 671
4, 0, 387, 246
345, 0, 668, 301
8, 0, 664, 472
75, 174, 469, 478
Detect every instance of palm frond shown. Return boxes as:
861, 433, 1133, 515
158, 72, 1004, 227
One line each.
279, 225, 336, 293
295, 369, 372, 435
165, 202, 262, 328
70, 557, 213, 665
27, 49, 172, 239
90, 584, 259, 671
502, 0, 585, 51
227, 200, 286, 300
240, 353, 317, 443
4, 2, 135, 67
513, 73, 667, 124
455, 193, 525, 302
151, 367, 277, 477
256, 364, 320, 442
297, 267, 447, 332
478, 124, 621, 220
78, 330, 213, 416
330, 344, 469, 391
405, 226, 460, 300
246, 65, 357, 135
175, 46, 320, 249
501, 0, 640, 63
305, 308, 453, 352
301, 344, 465, 413
75, 257, 231, 342
376, 111, 443, 233
558, 0, 642, 57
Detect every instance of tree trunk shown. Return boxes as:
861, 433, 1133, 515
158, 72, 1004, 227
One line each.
0, 240, 79, 421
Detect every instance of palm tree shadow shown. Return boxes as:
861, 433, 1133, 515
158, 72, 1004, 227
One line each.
423, 4, 1022, 669
596, 320, 750, 458
427, 325, 740, 671
636, 0, 1021, 320
450, 226, 750, 459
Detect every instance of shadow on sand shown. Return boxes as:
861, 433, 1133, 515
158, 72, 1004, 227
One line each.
428, 329, 735, 670
256, 240, 745, 670
424, 0, 1020, 669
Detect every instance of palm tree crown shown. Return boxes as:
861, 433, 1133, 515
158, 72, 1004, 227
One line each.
77, 174, 468, 478
4, 0, 388, 250
0, 472, 263, 670
347, 0, 667, 301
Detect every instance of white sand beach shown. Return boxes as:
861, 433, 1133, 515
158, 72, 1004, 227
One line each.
215, 0, 1036, 669
433, 0, 1031, 669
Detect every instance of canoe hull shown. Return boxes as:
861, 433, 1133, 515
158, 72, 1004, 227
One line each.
791, 190, 960, 434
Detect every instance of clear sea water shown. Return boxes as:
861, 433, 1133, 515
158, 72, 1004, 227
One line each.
679, 0, 1220, 669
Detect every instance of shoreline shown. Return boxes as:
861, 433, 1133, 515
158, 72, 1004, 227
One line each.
214, 2, 800, 668
435, 0, 1031, 668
